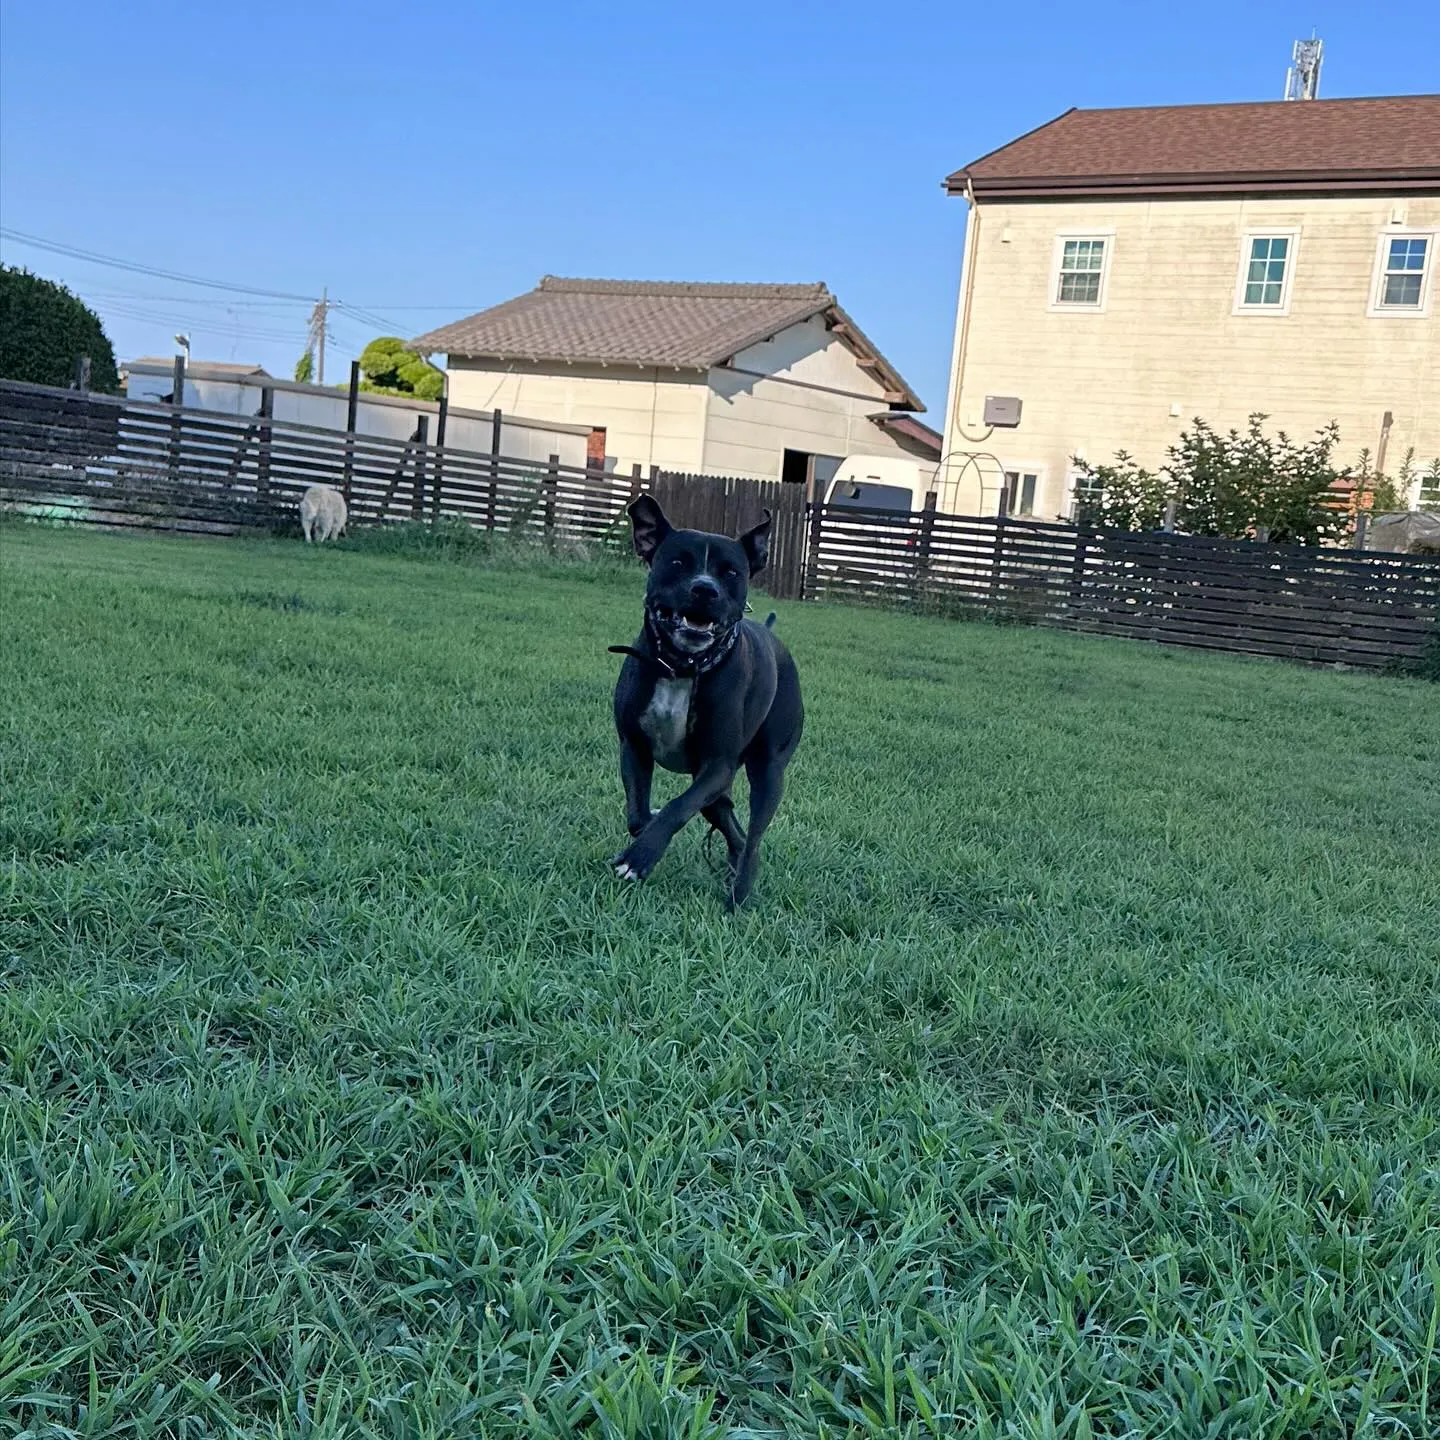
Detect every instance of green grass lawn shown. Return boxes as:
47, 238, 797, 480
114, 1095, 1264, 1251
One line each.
3, 524, 1439, 1439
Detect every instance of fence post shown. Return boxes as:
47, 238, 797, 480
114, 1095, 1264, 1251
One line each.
914, 489, 938, 608
988, 513, 1007, 610
410, 415, 429, 520
342, 360, 359, 506
431, 395, 448, 523
256, 386, 273, 498
75, 355, 92, 392
544, 453, 559, 542
803, 498, 825, 599
487, 409, 502, 531
168, 355, 186, 484
1353, 510, 1369, 551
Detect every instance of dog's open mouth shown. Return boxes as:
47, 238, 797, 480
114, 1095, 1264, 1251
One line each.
654, 605, 722, 651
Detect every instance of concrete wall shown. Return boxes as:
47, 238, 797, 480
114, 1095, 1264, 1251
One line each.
941, 193, 1440, 517
703, 314, 920, 480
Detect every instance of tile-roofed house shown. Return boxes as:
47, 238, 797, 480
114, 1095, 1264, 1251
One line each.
936, 93, 1440, 521
412, 277, 935, 487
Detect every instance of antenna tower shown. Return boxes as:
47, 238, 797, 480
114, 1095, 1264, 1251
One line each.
1284, 35, 1323, 100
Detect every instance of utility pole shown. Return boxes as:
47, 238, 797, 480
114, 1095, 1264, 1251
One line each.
316, 287, 328, 385
306, 288, 330, 385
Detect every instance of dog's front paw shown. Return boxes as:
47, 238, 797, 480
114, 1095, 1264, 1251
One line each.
611, 830, 666, 883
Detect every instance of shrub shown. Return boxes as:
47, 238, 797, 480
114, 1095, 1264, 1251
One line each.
0, 265, 119, 391
1167, 414, 1348, 546
1075, 415, 1352, 545
358, 337, 444, 401
1420, 458, 1440, 515
1071, 451, 1170, 530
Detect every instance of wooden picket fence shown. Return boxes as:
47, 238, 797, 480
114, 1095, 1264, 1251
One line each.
806, 504, 1440, 669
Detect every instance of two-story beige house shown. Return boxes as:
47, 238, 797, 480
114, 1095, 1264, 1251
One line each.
939, 95, 1440, 519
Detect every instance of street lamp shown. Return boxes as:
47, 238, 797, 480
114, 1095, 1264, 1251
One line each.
175, 333, 191, 366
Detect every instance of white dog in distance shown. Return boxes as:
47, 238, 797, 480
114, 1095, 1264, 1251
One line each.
300, 484, 347, 544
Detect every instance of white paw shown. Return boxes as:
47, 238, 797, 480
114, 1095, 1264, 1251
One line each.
614, 863, 640, 881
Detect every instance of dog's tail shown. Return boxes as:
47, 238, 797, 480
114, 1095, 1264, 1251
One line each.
764, 612, 777, 628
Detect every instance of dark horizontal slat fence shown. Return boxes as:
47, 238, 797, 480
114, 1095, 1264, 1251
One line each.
807, 502, 1440, 669
7, 378, 1437, 670
0, 379, 636, 542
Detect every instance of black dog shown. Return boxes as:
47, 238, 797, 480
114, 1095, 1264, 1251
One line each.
610, 496, 803, 908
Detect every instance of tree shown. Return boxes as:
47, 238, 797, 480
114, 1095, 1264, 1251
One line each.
0, 265, 119, 391
294, 349, 315, 384
358, 336, 444, 401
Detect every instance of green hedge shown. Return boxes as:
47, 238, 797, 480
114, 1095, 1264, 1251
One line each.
0, 265, 119, 392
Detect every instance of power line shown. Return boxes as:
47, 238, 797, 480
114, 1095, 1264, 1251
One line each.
1, 227, 473, 347
0, 228, 321, 302
333, 300, 415, 334
84, 292, 314, 310
93, 298, 312, 346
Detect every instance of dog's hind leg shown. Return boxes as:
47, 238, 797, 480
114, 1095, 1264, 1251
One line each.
702, 794, 746, 872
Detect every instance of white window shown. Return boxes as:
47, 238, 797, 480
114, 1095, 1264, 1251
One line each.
1370, 232, 1433, 315
1003, 469, 1040, 516
1050, 235, 1111, 310
1235, 231, 1298, 313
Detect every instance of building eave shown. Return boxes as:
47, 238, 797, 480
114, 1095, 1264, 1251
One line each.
946, 168, 1440, 201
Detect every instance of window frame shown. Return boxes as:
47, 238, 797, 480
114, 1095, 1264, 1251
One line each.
1048, 231, 1114, 313
1002, 466, 1044, 517
1368, 229, 1435, 318
1232, 229, 1300, 316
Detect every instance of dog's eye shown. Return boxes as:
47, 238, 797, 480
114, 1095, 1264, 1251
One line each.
719, 563, 738, 579
669, 557, 686, 570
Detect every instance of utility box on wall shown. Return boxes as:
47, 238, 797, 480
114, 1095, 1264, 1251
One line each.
984, 395, 1022, 427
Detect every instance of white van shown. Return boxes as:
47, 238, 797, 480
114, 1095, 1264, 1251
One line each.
820, 454, 940, 513
813, 454, 941, 586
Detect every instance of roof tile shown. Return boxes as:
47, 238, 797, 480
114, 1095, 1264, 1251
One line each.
411, 277, 923, 410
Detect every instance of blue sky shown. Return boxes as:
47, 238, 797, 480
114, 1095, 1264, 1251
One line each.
2, 2, 1436, 412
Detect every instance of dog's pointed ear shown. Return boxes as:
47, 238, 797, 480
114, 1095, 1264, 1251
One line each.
627, 495, 672, 565
738, 509, 771, 577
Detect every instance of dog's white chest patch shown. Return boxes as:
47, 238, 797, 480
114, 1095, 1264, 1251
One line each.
640, 678, 693, 773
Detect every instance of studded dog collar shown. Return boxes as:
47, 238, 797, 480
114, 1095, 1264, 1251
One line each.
608, 603, 742, 680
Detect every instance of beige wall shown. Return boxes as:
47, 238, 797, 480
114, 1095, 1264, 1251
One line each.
444, 359, 708, 476
703, 315, 919, 480
445, 315, 922, 483
941, 193, 1440, 517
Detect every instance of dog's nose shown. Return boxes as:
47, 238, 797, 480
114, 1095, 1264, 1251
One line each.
690, 575, 721, 600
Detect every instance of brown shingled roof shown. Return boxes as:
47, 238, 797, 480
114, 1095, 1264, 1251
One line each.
946, 94, 1440, 199
410, 276, 923, 410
